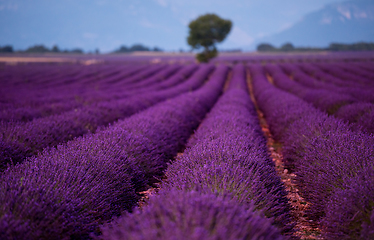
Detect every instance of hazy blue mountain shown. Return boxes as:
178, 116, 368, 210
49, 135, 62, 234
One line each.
254, 0, 374, 48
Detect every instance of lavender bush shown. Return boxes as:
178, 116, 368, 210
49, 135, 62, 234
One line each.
0, 64, 228, 239
280, 63, 374, 134
298, 63, 374, 102
102, 64, 293, 239
100, 190, 284, 240
315, 63, 374, 87
264, 64, 356, 114
249, 63, 374, 238
322, 166, 374, 239
0, 64, 212, 169
334, 102, 374, 134
164, 64, 292, 233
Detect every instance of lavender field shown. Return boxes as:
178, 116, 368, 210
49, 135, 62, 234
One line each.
0, 52, 374, 240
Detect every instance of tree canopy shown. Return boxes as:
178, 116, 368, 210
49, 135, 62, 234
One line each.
113, 44, 163, 53
280, 42, 295, 52
187, 13, 232, 62
0, 45, 13, 53
257, 43, 277, 52
256, 41, 374, 52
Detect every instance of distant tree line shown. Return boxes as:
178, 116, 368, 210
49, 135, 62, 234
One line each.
113, 44, 163, 53
0, 45, 13, 53
328, 42, 374, 51
0, 44, 84, 54
257, 42, 374, 52
25, 45, 84, 54
0, 43, 164, 54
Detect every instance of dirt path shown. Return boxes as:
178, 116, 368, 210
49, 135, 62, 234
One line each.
139, 68, 324, 239
246, 69, 323, 240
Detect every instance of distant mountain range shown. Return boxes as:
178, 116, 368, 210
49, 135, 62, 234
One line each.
254, 0, 374, 48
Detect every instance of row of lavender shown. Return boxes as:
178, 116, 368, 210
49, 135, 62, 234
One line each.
0, 63, 205, 169
250, 64, 374, 239
99, 64, 293, 239
0, 63, 295, 239
2, 58, 373, 239
264, 62, 374, 135
0, 65, 226, 239
289, 63, 374, 135
0, 64, 168, 120
1, 64, 186, 121
211, 51, 374, 65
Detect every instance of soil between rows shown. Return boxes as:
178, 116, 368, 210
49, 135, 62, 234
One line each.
247, 70, 324, 240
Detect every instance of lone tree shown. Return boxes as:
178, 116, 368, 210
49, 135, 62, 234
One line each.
187, 13, 232, 62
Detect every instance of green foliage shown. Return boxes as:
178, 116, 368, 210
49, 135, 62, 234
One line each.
257, 43, 276, 52
114, 44, 163, 53
187, 13, 232, 62
51, 45, 60, 53
129, 44, 150, 51
257, 41, 374, 52
21, 44, 84, 54
0, 45, 14, 53
69, 48, 84, 54
280, 42, 295, 52
196, 47, 218, 63
328, 42, 374, 51
25, 45, 51, 53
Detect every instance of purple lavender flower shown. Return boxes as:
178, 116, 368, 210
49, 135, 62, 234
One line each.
100, 190, 285, 240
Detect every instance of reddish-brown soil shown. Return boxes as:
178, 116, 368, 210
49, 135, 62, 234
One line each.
139, 68, 324, 239
247, 70, 323, 240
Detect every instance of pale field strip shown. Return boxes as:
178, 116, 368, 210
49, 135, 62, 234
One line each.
0, 56, 102, 65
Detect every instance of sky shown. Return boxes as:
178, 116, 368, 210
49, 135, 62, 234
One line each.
0, 0, 354, 52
